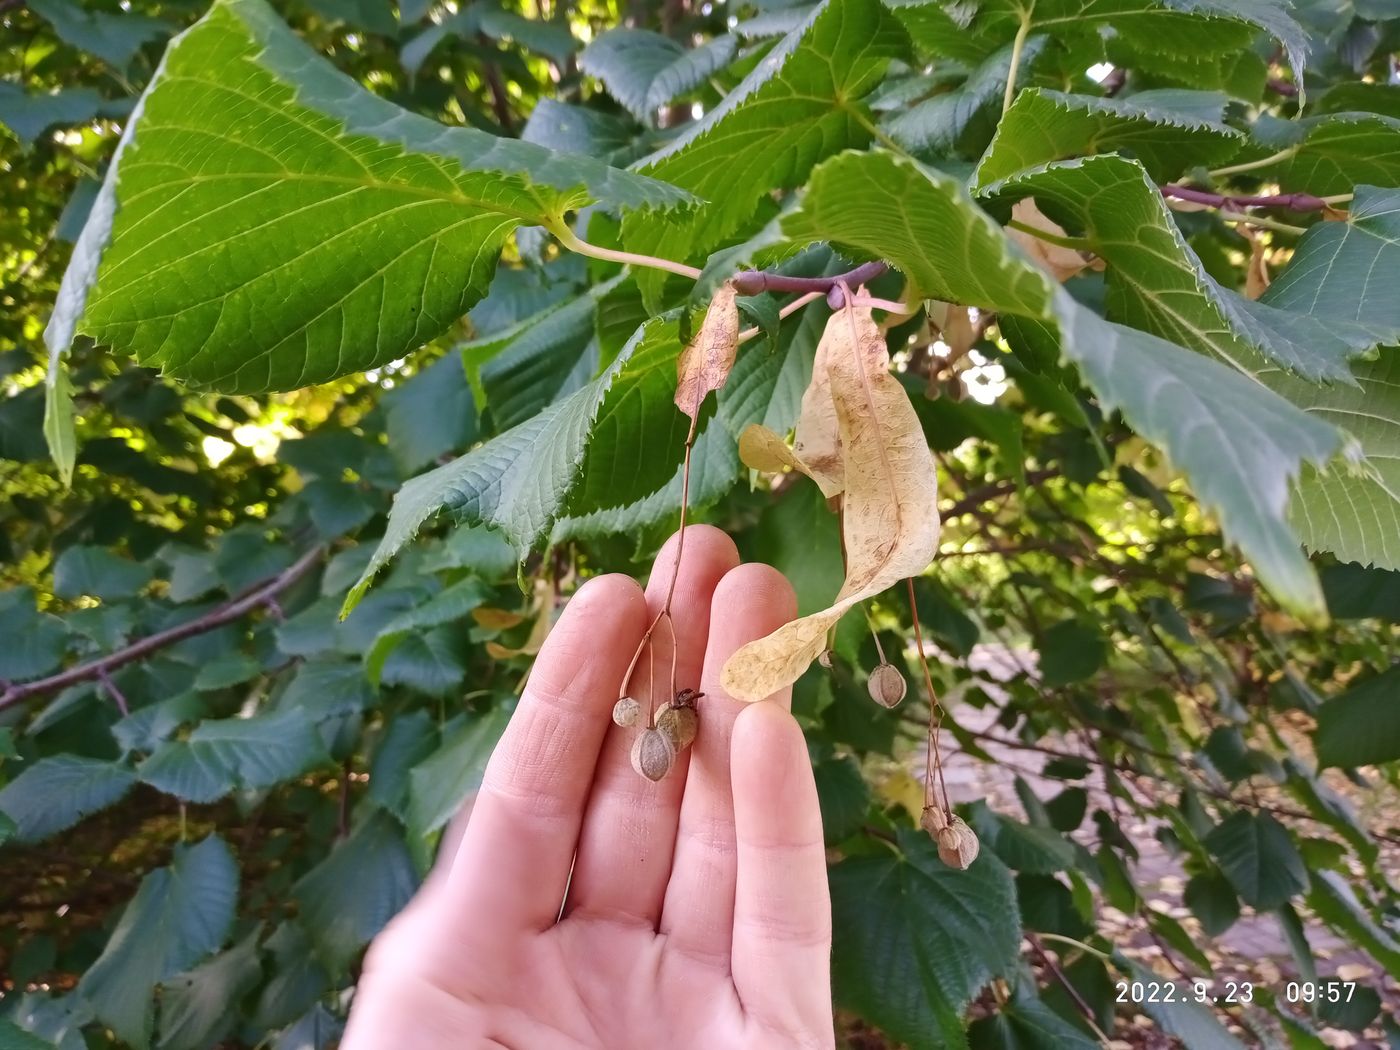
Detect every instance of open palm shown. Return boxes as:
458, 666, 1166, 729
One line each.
342, 526, 834, 1050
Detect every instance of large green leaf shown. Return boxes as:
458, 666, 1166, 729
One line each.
52, 544, 153, 600
985, 153, 1375, 382
0, 589, 69, 682
976, 88, 1243, 185
77, 835, 239, 1048
785, 149, 1339, 618
1203, 811, 1309, 909
292, 811, 418, 973
956, 0, 1307, 83
382, 353, 478, 474
29, 0, 171, 68
830, 830, 1021, 1050
407, 707, 511, 840
620, 0, 908, 307
1260, 188, 1400, 568
46, 0, 687, 396
345, 315, 677, 612
1314, 665, 1400, 768
0, 756, 136, 843
1279, 114, 1400, 196
579, 29, 738, 125
156, 930, 263, 1050
0, 85, 131, 150
138, 709, 330, 803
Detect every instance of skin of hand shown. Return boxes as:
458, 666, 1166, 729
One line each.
341, 525, 835, 1050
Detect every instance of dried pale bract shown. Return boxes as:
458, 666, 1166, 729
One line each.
721, 307, 941, 702
675, 283, 741, 421
631, 727, 677, 782
612, 696, 641, 728
817, 648, 835, 669
936, 816, 980, 870
867, 662, 907, 708
1006, 199, 1099, 283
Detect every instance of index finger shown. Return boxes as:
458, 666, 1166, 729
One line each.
441, 573, 648, 932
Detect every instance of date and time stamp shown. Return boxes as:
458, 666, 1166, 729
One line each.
1115, 978, 1367, 1006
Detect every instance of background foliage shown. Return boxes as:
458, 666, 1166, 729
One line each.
1, 0, 1399, 1047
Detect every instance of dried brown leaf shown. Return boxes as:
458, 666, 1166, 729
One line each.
738, 423, 806, 475
1007, 198, 1094, 283
674, 283, 740, 421
720, 308, 940, 701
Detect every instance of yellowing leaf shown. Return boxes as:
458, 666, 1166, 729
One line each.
472, 607, 525, 630
1243, 228, 1271, 300
674, 283, 740, 421
721, 308, 940, 701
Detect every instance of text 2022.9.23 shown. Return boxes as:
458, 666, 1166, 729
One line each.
1115, 981, 1254, 1004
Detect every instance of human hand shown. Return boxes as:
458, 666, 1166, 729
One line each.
342, 526, 834, 1050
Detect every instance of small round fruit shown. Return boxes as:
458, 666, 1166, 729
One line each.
612, 697, 641, 728
919, 804, 947, 837
936, 816, 980, 870
630, 727, 676, 782
867, 662, 907, 708
657, 704, 698, 750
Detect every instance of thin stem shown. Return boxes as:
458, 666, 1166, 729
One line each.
1217, 209, 1307, 236
850, 107, 916, 160
549, 220, 702, 280
1002, 5, 1035, 116
907, 577, 952, 818
1026, 933, 1112, 1046
737, 290, 823, 344
1208, 146, 1298, 178
1006, 218, 1091, 251
1038, 933, 1112, 963
1321, 192, 1354, 205
1161, 183, 1331, 212
849, 294, 914, 316
734, 261, 887, 296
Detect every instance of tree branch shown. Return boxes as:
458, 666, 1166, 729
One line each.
731, 260, 887, 295
0, 546, 324, 712
1161, 183, 1333, 213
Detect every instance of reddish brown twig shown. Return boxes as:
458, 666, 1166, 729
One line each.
1160, 183, 1332, 213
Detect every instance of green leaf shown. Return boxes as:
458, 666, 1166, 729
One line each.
0, 1020, 55, 1049
303, 0, 396, 35
969, 804, 1078, 872
976, 88, 1242, 185
580, 29, 738, 124
477, 7, 577, 64
886, 38, 1047, 156
138, 709, 330, 803
52, 544, 152, 601
1321, 562, 1400, 620
346, 315, 672, 612
156, 929, 263, 1050
0, 756, 136, 843
0, 589, 69, 681
112, 693, 207, 754
0, 84, 130, 150
78, 835, 239, 1048
49, 0, 688, 396
987, 153, 1374, 384
1037, 619, 1107, 686
29, 0, 171, 68
1279, 114, 1400, 197
830, 829, 1021, 1050
366, 709, 437, 820
407, 707, 510, 839
383, 353, 478, 474
1260, 189, 1400, 568
814, 756, 871, 844
293, 811, 418, 973
620, 0, 909, 307
1306, 870, 1400, 972
520, 99, 640, 165
959, 0, 1307, 85
785, 149, 1339, 618
1203, 811, 1309, 909
251, 923, 331, 1031
967, 987, 1099, 1049
1314, 664, 1400, 768
379, 626, 467, 697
